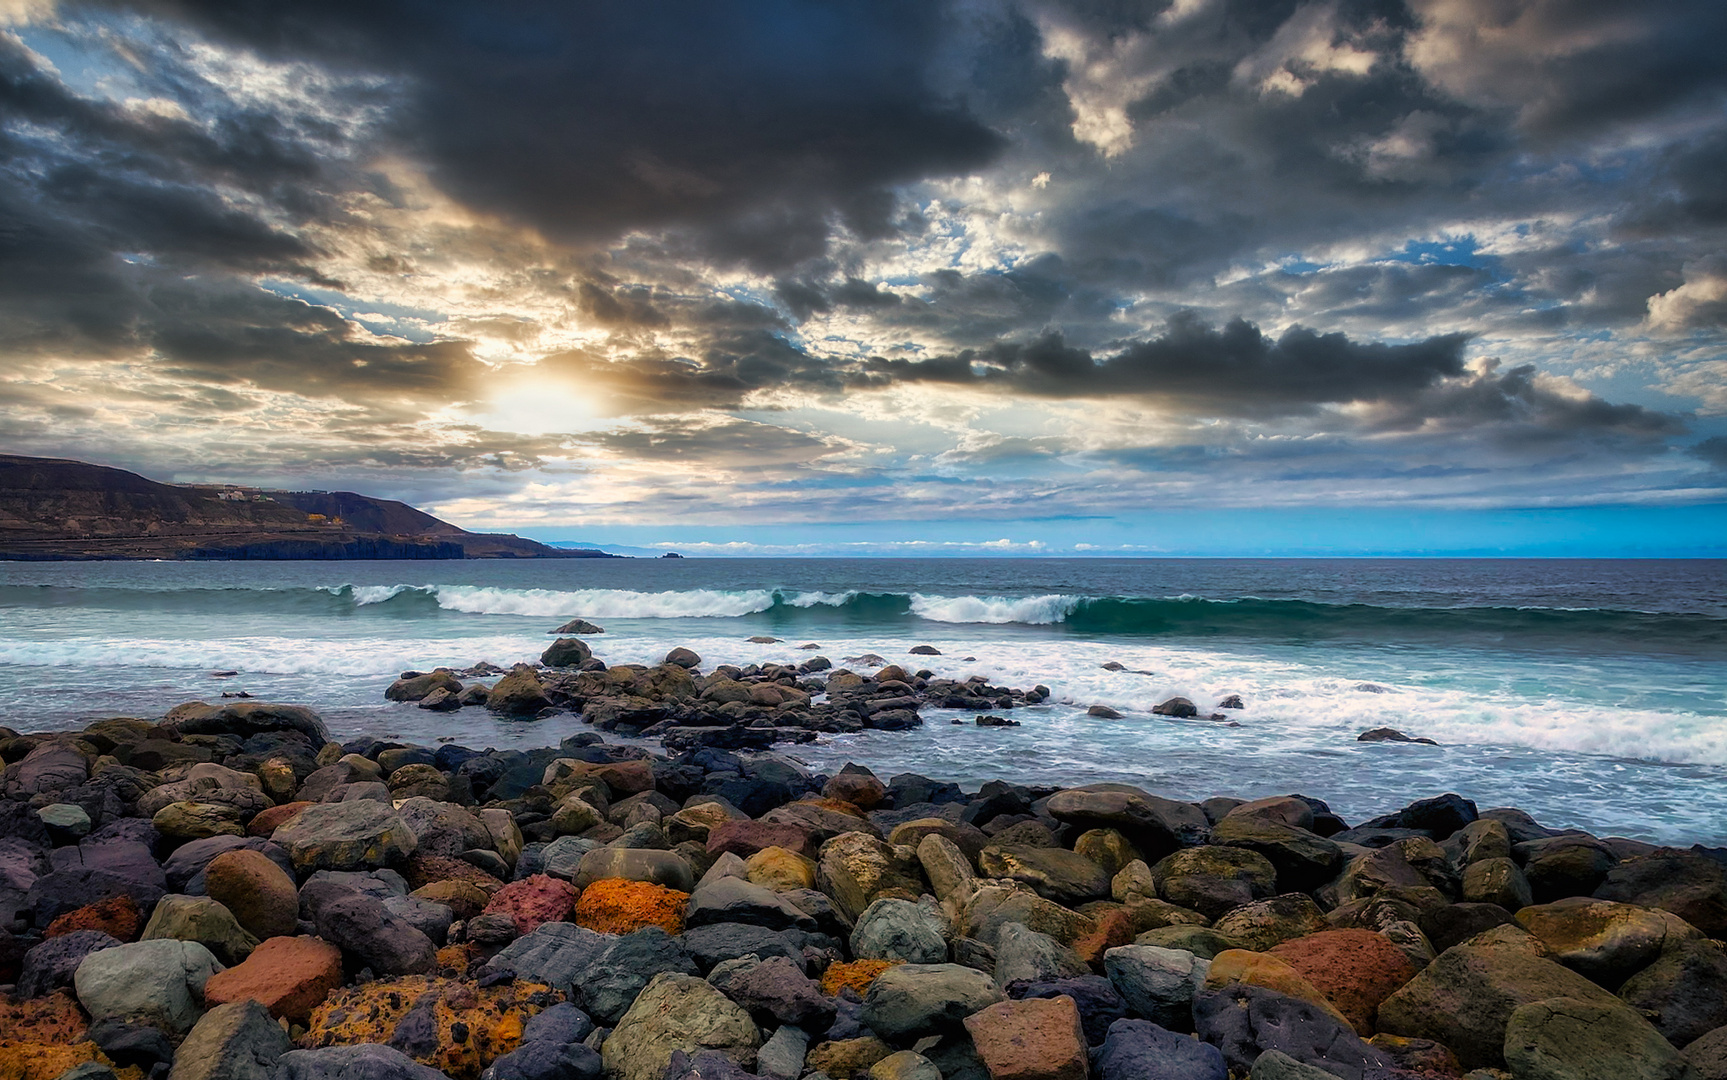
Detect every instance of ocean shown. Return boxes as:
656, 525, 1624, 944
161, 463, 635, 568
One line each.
2, 557, 1723, 843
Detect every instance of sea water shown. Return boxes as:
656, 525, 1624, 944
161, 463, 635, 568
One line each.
1, 558, 1722, 842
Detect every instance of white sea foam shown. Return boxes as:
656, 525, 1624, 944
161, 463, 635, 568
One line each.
430, 586, 779, 619
908, 593, 1082, 624
782, 590, 857, 608
350, 585, 417, 605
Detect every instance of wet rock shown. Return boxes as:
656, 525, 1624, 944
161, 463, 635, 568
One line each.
1150, 846, 1278, 921
141, 894, 259, 966
166, 1000, 292, 1080
1087, 706, 1123, 720
1594, 848, 1727, 939
540, 638, 592, 668
1091, 1018, 1226, 1080
1102, 944, 1210, 1031
665, 648, 703, 669
73, 938, 224, 1034
1193, 983, 1391, 1080
1617, 938, 1727, 1047
601, 972, 758, 1080
202, 849, 299, 941
488, 665, 553, 716
386, 670, 463, 703
962, 995, 1088, 1080
1503, 996, 1691, 1080
851, 898, 949, 964
1514, 896, 1697, 985
272, 802, 417, 874
1355, 729, 1436, 746
861, 962, 1007, 1040
203, 935, 345, 1024
1151, 698, 1197, 718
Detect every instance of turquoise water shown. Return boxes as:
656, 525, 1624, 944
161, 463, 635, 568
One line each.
1, 558, 1723, 842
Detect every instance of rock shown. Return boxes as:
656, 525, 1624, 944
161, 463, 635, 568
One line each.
272, 802, 417, 874
1133, 926, 1237, 961
1192, 984, 1391, 1080
571, 878, 688, 935
153, 801, 249, 843
1267, 929, 1419, 1036
868, 1050, 940, 1080
386, 670, 463, 703
1087, 706, 1123, 719
39, 802, 93, 839
1202, 950, 1351, 1029
745, 846, 817, 892
916, 834, 976, 902
707, 819, 816, 861
1356, 728, 1437, 745
757, 1025, 810, 1080
45, 896, 142, 943
73, 938, 224, 1034
1102, 944, 1210, 1031
540, 638, 592, 668
306, 974, 558, 1080
480, 922, 611, 996
395, 799, 493, 859
963, 887, 1094, 949
601, 972, 759, 1080
1683, 1027, 1727, 1080
822, 959, 902, 997
549, 794, 602, 836
1517, 836, 1617, 904
552, 619, 605, 635
962, 995, 1088, 1080
1374, 939, 1626, 1070
5, 744, 89, 799
978, 845, 1111, 905
141, 894, 259, 966
1150, 846, 1278, 921
807, 1037, 894, 1079
485, 1035, 603, 1080
1043, 785, 1208, 862
1503, 996, 1691, 1080
1211, 894, 1330, 952
166, 1000, 292, 1080
482, 875, 579, 934
992, 923, 1089, 988
1248, 1050, 1347, 1079
686, 874, 814, 931
1091, 1018, 1226, 1080
826, 772, 888, 809
665, 648, 702, 669
851, 898, 949, 964
1514, 896, 1697, 984
572, 848, 695, 892
18, 930, 122, 998
1617, 938, 1727, 1047
276, 1045, 448, 1080
818, 833, 926, 924
1461, 858, 1533, 911
724, 955, 836, 1030
1205, 816, 1343, 893
488, 665, 553, 715
203, 935, 345, 1024
1594, 849, 1727, 939
303, 885, 437, 976
1151, 698, 1197, 718
861, 962, 1007, 1040
202, 849, 300, 941
412, 879, 491, 920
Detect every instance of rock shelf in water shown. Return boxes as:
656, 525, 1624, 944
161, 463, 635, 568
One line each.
1, 698, 1724, 1080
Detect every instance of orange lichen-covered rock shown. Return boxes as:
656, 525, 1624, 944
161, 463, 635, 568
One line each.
204, 935, 345, 1025
46, 895, 142, 942
482, 875, 578, 934
572, 879, 688, 936
437, 943, 482, 975
403, 855, 506, 894
1270, 929, 1420, 1037
304, 976, 560, 1080
820, 959, 901, 997
0, 1041, 141, 1080
248, 801, 314, 837
0, 992, 88, 1045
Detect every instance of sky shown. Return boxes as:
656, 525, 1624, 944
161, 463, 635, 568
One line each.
1, 0, 1725, 556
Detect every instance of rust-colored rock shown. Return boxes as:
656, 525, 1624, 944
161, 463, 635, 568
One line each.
708, 820, 817, 861
1204, 950, 1355, 1030
205, 849, 300, 940
962, 995, 1088, 1080
304, 975, 559, 1080
823, 774, 887, 810
821, 959, 902, 997
1072, 906, 1136, 969
402, 855, 505, 894
0, 992, 87, 1045
481, 874, 578, 934
571, 879, 688, 936
1270, 929, 1420, 1037
203, 935, 345, 1025
0, 1042, 140, 1080
248, 801, 313, 837
46, 895, 142, 943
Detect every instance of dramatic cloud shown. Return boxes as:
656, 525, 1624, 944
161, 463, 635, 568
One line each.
0, 0, 1720, 544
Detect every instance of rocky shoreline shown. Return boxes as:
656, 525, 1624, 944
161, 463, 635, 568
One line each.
3, 692, 1725, 1080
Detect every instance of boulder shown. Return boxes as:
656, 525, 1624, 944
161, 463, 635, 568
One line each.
1374, 939, 1626, 1070
18, 930, 122, 998
1043, 785, 1209, 861
1202, 951, 1350, 1029
757, 1025, 810, 1080
45, 895, 142, 943
851, 898, 949, 964
1248, 1050, 1349, 1079
203, 849, 299, 940
722, 955, 836, 1030
1503, 996, 1692, 1080
275, 1045, 449, 1080
1684, 1027, 1727, 1080
818, 832, 926, 924
1515, 897, 1697, 984
962, 995, 1088, 1080
165, 1000, 292, 1080
480, 922, 611, 996
572, 848, 694, 892
386, 669, 462, 703
1207, 815, 1343, 893
806, 1037, 895, 1079
1150, 846, 1278, 921
73, 938, 224, 1034
1091, 1018, 1226, 1080
686, 875, 815, 931
304, 973, 557, 1080
867, 1050, 940, 1080
992, 923, 1090, 989
1212, 894, 1330, 952
141, 894, 259, 966
272, 802, 417, 874
1193, 984, 1391, 1080
482, 875, 579, 934
745, 846, 817, 892
861, 962, 1007, 1040
1594, 849, 1727, 939
303, 885, 437, 977
571, 878, 688, 935
916, 834, 976, 902
203, 935, 345, 1024
1268, 929, 1419, 1036
1101, 945, 1209, 1032
488, 665, 553, 715
977, 845, 1111, 905
601, 972, 759, 1080
1461, 857, 1533, 911
540, 638, 592, 668
682, 922, 804, 971
1517, 836, 1617, 904
1617, 938, 1727, 1047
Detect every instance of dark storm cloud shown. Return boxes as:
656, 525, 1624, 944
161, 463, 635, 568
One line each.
855, 313, 1470, 414
1687, 437, 1727, 471
1362, 359, 1685, 444
573, 418, 842, 467
116, 0, 1007, 271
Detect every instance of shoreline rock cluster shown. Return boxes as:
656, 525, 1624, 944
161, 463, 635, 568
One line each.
3, 699, 1726, 1080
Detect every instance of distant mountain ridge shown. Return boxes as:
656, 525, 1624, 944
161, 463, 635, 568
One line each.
0, 453, 613, 560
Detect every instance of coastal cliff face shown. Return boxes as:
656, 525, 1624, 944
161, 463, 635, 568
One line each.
0, 454, 605, 560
